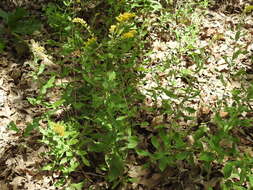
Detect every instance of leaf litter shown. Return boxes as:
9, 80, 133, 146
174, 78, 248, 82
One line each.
136, 1, 253, 189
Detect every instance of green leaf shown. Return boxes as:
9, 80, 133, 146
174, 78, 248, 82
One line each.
27, 97, 41, 105
41, 76, 55, 95
152, 152, 164, 160
82, 74, 95, 85
136, 149, 150, 156
247, 85, 253, 99
81, 156, 90, 166
232, 185, 246, 190
232, 50, 242, 60
69, 159, 79, 172
185, 107, 196, 114
68, 139, 78, 145
7, 121, 19, 132
108, 154, 124, 182
174, 133, 186, 148
159, 130, 170, 147
248, 174, 253, 188
163, 89, 178, 98
223, 162, 233, 178
54, 178, 65, 187
73, 102, 83, 110
140, 122, 149, 127
158, 156, 168, 171
108, 71, 116, 81
0, 9, 8, 21
52, 99, 65, 108
60, 157, 68, 165
66, 182, 84, 190
180, 68, 193, 76
12, 19, 41, 35
235, 31, 241, 41
176, 152, 188, 160
0, 42, 5, 52
199, 152, 215, 163
37, 63, 45, 76
116, 115, 128, 121
151, 136, 159, 149
8, 8, 27, 27
23, 119, 39, 137
194, 127, 207, 140
127, 136, 138, 149
66, 151, 73, 157
89, 142, 108, 152
42, 163, 54, 171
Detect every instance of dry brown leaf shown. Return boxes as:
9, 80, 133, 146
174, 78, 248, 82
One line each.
151, 115, 164, 126
139, 173, 163, 188
128, 165, 149, 179
240, 147, 253, 157
203, 177, 222, 190
219, 110, 229, 118
186, 135, 195, 145
200, 105, 211, 115
220, 139, 233, 149
0, 181, 9, 190
11, 176, 26, 190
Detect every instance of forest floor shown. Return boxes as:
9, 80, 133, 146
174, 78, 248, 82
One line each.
0, 0, 253, 189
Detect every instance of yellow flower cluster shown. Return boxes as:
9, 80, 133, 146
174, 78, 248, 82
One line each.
109, 25, 117, 33
122, 30, 137, 39
244, 5, 253, 13
116, 12, 136, 22
72, 17, 88, 27
109, 12, 137, 38
85, 37, 97, 46
72, 17, 93, 36
52, 123, 65, 136
30, 40, 45, 53
34, 45, 45, 53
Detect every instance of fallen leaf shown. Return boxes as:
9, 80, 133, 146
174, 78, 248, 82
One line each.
200, 105, 211, 115
0, 181, 8, 190
151, 115, 164, 126
219, 110, 229, 118
186, 135, 195, 145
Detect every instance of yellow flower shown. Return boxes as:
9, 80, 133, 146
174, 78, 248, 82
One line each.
122, 30, 137, 39
52, 123, 65, 136
116, 12, 136, 22
72, 17, 87, 27
85, 37, 97, 46
30, 40, 45, 53
244, 5, 253, 13
34, 45, 45, 53
109, 25, 117, 33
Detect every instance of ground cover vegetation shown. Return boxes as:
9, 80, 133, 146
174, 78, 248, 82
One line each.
0, 0, 253, 189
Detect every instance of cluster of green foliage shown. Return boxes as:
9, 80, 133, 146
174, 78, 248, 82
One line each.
0, 7, 40, 55
4, 0, 253, 189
